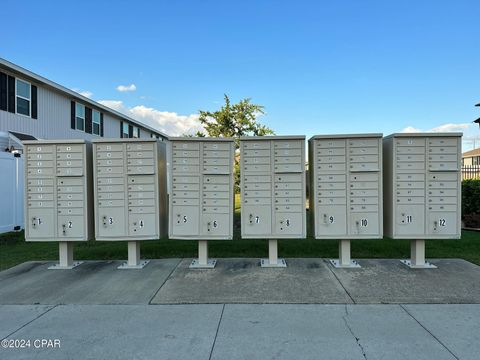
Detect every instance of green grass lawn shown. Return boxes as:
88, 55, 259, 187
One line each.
1, 194, 479, 271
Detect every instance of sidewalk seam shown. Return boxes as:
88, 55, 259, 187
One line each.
208, 303, 225, 360
399, 305, 459, 360
148, 258, 183, 305
342, 305, 368, 360
325, 261, 356, 304
1, 304, 59, 341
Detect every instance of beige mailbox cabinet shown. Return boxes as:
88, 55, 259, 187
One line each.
309, 134, 383, 267
93, 139, 167, 269
383, 133, 462, 268
24, 140, 93, 269
168, 138, 235, 268
240, 136, 306, 267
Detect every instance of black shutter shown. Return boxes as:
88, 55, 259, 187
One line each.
85, 107, 92, 134
7, 75, 15, 113
31, 85, 37, 119
71, 101, 76, 129
137, 128, 141, 138
120, 121, 123, 138
100, 113, 104, 137
0, 72, 7, 111
128, 124, 133, 138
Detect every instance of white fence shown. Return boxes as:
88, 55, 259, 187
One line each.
0, 152, 24, 233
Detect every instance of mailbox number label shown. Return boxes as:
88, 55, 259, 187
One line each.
329, 216, 334, 224
406, 215, 413, 224
213, 220, 218, 228
139, 220, 144, 228
286, 219, 291, 226
255, 216, 260, 224
439, 218, 446, 227
68, 221, 73, 228
183, 216, 188, 223
109, 217, 114, 225
360, 219, 368, 227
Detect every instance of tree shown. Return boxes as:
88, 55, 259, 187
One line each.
196, 94, 274, 191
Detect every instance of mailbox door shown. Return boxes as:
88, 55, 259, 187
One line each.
395, 205, 425, 236
201, 213, 230, 236
97, 207, 126, 237
349, 212, 379, 236
57, 215, 85, 238
27, 209, 55, 238
316, 205, 347, 236
242, 205, 272, 236
428, 212, 457, 236
129, 213, 157, 237
172, 206, 199, 236
274, 212, 303, 236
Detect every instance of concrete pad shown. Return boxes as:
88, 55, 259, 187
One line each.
0, 259, 180, 305
330, 259, 480, 303
211, 304, 364, 360
404, 304, 480, 360
151, 258, 352, 304
0, 305, 52, 339
343, 305, 456, 360
1, 304, 222, 360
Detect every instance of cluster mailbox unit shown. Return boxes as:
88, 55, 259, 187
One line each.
168, 137, 235, 268
240, 136, 306, 267
309, 134, 383, 267
92, 139, 167, 269
24, 140, 94, 269
383, 133, 462, 268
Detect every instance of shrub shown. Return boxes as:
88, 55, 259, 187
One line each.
462, 179, 480, 217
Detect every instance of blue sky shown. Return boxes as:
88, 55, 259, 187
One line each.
2, 0, 480, 148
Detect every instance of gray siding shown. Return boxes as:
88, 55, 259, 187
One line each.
0, 70, 162, 141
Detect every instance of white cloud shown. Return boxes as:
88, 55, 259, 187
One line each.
116, 84, 137, 92
98, 100, 203, 136
401, 123, 472, 133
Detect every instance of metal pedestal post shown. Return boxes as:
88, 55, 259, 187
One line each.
329, 240, 360, 268
118, 241, 150, 269
261, 239, 287, 267
401, 239, 436, 269
190, 240, 216, 268
48, 242, 83, 269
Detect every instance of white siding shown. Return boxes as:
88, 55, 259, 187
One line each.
0, 70, 163, 141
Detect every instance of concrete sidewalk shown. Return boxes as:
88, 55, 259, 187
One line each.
1, 304, 479, 360
0, 258, 479, 305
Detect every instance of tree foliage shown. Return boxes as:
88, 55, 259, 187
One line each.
196, 95, 274, 192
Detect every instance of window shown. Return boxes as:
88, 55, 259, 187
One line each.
16, 79, 31, 116
122, 122, 129, 138
75, 103, 85, 131
93, 110, 101, 135
132, 126, 139, 138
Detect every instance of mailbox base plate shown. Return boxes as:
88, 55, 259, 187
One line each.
48, 261, 83, 270
118, 260, 150, 269
261, 258, 287, 268
190, 259, 217, 269
400, 260, 437, 269
329, 259, 361, 268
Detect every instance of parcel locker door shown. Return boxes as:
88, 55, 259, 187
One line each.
201, 213, 230, 237
57, 215, 85, 238
129, 213, 157, 237
27, 209, 55, 238
97, 207, 126, 237
395, 205, 425, 236
172, 206, 199, 236
349, 213, 379, 236
315, 205, 347, 236
274, 212, 303, 236
242, 205, 272, 236
428, 212, 457, 236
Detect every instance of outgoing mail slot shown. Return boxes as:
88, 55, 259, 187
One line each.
350, 173, 379, 182
428, 173, 458, 181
